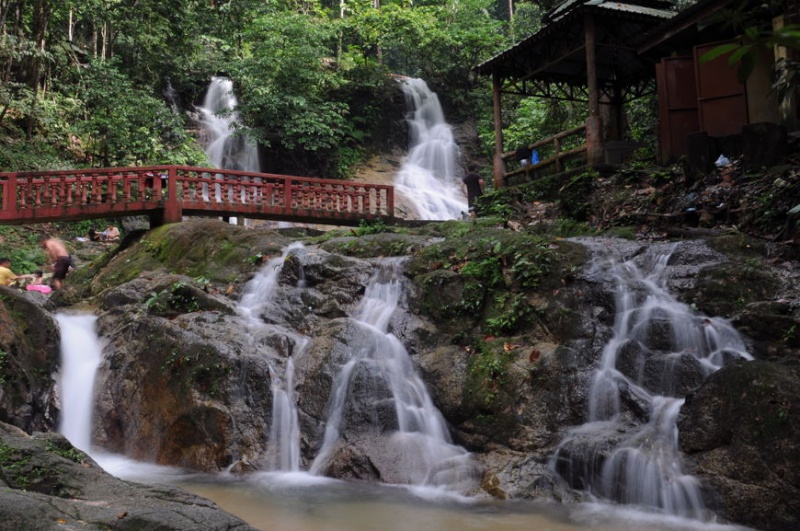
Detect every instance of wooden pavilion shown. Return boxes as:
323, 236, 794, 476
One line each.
475, 0, 675, 187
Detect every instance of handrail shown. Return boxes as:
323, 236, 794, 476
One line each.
0, 165, 394, 226
502, 124, 587, 180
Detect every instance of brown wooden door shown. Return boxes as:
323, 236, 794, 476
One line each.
657, 56, 700, 163
694, 42, 748, 137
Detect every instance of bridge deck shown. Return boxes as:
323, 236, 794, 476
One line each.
0, 165, 394, 227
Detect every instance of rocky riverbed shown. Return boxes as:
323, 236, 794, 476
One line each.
1, 215, 798, 530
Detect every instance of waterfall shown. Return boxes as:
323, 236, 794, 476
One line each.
395, 78, 469, 221
197, 76, 260, 224
267, 357, 301, 472
238, 242, 307, 472
310, 260, 476, 491
198, 76, 260, 173
56, 313, 104, 454
551, 242, 752, 518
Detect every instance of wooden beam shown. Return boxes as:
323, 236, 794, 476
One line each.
585, 12, 599, 117
492, 70, 506, 189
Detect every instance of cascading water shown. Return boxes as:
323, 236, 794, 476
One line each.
551, 241, 752, 518
56, 313, 104, 454
198, 76, 260, 173
238, 242, 307, 472
310, 260, 476, 491
395, 78, 469, 220
197, 76, 260, 224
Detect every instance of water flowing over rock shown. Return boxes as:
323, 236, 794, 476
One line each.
3, 219, 799, 530
551, 240, 751, 519
307, 259, 481, 491
56, 313, 103, 453
394, 78, 468, 220
198, 76, 259, 173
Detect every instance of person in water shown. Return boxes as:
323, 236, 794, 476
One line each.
39, 235, 72, 290
0, 258, 33, 286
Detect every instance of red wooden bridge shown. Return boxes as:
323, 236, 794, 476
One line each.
0, 165, 394, 227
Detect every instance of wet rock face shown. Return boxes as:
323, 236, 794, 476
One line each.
93, 308, 278, 471
5, 218, 800, 530
0, 288, 59, 434
679, 361, 800, 531
0, 422, 258, 531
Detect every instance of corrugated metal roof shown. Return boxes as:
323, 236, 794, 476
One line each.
546, 0, 674, 22
475, 1, 676, 79
595, 2, 675, 18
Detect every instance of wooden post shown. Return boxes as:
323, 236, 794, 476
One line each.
584, 12, 604, 165
162, 166, 182, 223
492, 70, 506, 188
585, 13, 599, 118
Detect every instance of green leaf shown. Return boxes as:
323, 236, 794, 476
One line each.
699, 43, 740, 63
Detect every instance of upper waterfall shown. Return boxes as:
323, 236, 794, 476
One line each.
198, 76, 260, 173
394, 78, 469, 221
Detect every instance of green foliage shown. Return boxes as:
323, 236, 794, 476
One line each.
144, 281, 202, 316
352, 218, 390, 236
44, 440, 84, 463
485, 293, 533, 335
0, 227, 45, 273
467, 341, 512, 408
161, 344, 231, 396
0, 0, 516, 174
414, 228, 554, 333
76, 59, 206, 167
701, 1, 800, 106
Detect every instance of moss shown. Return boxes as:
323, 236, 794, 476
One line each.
707, 232, 768, 257
693, 261, 781, 316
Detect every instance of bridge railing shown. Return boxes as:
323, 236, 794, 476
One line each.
0, 165, 394, 225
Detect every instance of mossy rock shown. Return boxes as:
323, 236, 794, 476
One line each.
692, 261, 781, 317
67, 219, 291, 299
318, 233, 430, 258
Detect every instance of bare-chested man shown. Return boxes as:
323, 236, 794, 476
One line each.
39, 236, 71, 290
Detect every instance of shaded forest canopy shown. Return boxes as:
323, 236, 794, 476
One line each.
3, 0, 674, 176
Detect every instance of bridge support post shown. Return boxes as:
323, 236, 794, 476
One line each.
162, 167, 182, 224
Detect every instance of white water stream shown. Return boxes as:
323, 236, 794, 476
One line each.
197, 76, 260, 224
198, 76, 260, 173
238, 241, 308, 472
395, 78, 469, 220
309, 260, 475, 490
49, 241, 754, 531
56, 313, 103, 454
552, 241, 752, 519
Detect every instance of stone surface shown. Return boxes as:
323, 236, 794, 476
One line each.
2, 221, 800, 530
0, 421, 257, 531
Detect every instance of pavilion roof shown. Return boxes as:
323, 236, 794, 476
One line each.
475, 0, 676, 100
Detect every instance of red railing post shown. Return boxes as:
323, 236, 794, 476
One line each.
163, 166, 182, 223
2, 173, 17, 214
283, 177, 293, 215
386, 186, 394, 217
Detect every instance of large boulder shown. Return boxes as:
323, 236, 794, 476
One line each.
0, 287, 59, 433
679, 361, 800, 531
0, 421, 257, 530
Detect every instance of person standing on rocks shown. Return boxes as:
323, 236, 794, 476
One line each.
39, 235, 72, 290
462, 165, 485, 218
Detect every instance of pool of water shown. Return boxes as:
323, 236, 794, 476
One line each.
94, 454, 753, 531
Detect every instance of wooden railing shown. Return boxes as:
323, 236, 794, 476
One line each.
0, 165, 394, 226
502, 125, 587, 182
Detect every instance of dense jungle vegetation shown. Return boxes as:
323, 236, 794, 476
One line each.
1, 1, 796, 178
0, 0, 555, 177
